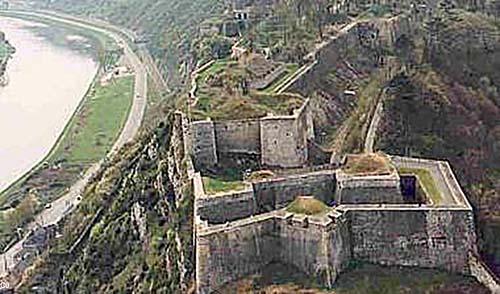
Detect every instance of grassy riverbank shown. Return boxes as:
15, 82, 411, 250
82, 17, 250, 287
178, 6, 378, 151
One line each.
0, 13, 135, 251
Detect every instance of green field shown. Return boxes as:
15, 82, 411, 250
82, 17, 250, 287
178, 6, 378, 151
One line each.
51, 76, 134, 164
399, 167, 443, 205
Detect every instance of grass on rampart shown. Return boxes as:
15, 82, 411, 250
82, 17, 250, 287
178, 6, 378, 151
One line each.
260, 63, 300, 94
398, 167, 443, 205
342, 153, 393, 176
286, 197, 329, 216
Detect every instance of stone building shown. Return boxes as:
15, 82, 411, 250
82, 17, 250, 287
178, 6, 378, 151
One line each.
186, 97, 314, 169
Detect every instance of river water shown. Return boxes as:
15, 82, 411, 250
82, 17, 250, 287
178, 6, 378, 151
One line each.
0, 17, 98, 192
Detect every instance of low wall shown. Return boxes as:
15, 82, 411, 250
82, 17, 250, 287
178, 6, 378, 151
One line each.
347, 207, 477, 274
196, 188, 256, 224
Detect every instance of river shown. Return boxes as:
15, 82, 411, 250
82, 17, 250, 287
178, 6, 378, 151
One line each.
0, 17, 98, 192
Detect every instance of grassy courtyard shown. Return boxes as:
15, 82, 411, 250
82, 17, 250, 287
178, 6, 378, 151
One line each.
398, 167, 443, 205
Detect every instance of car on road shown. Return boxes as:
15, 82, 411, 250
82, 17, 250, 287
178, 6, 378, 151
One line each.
44, 203, 52, 209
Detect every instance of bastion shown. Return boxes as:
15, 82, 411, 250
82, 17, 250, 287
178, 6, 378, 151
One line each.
188, 148, 478, 293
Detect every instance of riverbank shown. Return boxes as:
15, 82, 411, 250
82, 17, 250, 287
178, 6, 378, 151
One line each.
0, 15, 135, 251
0, 30, 15, 85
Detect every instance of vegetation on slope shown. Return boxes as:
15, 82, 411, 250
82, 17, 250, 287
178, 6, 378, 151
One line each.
19, 114, 194, 293
36, 0, 226, 86
377, 7, 500, 276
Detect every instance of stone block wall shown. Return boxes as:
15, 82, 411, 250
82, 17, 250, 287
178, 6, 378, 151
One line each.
195, 170, 337, 225
196, 214, 278, 294
214, 119, 261, 155
260, 100, 312, 168
188, 119, 218, 168
253, 170, 337, 211
347, 207, 477, 274
196, 188, 256, 224
196, 210, 351, 293
276, 213, 351, 288
335, 172, 403, 204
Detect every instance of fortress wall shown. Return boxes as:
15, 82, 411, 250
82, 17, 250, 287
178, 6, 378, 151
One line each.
348, 208, 476, 274
189, 120, 218, 168
260, 100, 311, 168
253, 171, 336, 211
260, 117, 304, 167
196, 217, 278, 294
336, 173, 403, 204
276, 214, 351, 288
337, 186, 403, 204
214, 119, 261, 155
196, 188, 256, 224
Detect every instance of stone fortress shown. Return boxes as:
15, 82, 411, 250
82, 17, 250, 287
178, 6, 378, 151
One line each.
174, 108, 479, 293
176, 1, 497, 292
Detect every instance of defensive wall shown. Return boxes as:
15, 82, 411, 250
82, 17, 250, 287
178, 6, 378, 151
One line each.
186, 98, 314, 169
195, 209, 351, 294
192, 154, 479, 293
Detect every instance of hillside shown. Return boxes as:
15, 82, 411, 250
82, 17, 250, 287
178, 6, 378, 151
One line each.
33, 0, 226, 87
376, 8, 500, 276
18, 112, 194, 292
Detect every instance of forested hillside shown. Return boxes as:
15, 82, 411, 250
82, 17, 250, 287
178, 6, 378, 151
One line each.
34, 0, 225, 87
377, 7, 500, 275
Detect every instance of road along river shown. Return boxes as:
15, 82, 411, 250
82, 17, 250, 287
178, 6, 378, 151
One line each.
0, 17, 98, 192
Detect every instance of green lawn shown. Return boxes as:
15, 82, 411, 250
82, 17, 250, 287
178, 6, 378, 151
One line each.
202, 177, 246, 195
399, 168, 443, 205
51, 76, 134, 164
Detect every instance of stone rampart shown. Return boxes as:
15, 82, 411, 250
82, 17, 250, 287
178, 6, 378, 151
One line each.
260, 99, 312, 167
253, 170, 336, 210
346, 206, 477, 274
188, 119, 218, 168
336, 171, 402, 204
195, 209, 351, 293
195, 213, 278, 294
196, 187, 256, 224
214, 119, 261, 155
195, 169, 337, 224
276, 211, 351, 287
187, 99, 313, 169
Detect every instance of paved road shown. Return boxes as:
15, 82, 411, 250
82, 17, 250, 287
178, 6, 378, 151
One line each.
0, 10, 148, 277
364, 89, 385, 153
